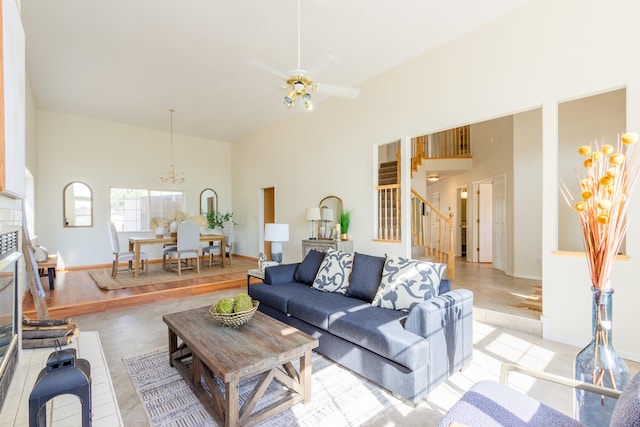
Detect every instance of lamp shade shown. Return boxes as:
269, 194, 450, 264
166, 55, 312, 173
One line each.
321, 208, 334, 221
264, 223, 289, 242
305, 208, 321, 221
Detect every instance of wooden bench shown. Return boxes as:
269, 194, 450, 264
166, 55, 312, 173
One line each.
37, 254, 58, 291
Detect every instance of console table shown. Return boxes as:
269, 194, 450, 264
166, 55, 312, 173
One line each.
302, 239, 353, 257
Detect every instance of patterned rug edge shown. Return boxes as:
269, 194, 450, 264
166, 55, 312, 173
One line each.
89, 259, 255, 290
123, 347, 397, 427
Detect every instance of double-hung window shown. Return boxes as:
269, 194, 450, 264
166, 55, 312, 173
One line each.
110, 188, 184, 231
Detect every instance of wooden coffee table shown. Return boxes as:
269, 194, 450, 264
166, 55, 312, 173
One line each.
162, 306, 319, 427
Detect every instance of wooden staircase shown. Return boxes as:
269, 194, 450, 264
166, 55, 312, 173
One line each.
378, 160, 398, 185
374, 142, 458, 278
410, 189, 455, 278
376, 158, 401, 241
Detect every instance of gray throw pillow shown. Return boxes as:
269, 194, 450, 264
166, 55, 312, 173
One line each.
294, 249, 325, 285
371, 255, 446, 311
346, 252, 385, 302
312, 249, 354, 294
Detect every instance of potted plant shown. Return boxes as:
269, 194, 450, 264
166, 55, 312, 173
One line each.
339, 209, 352, 241
207, 211, 237, 235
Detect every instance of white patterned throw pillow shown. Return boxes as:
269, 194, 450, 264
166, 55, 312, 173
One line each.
312, 249, 354, 294
371, 255, 447, 311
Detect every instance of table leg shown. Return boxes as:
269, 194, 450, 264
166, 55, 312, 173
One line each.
221, 236, 225, 268
193, 356, 202, 387
225, 378, 240, 427
168, 329, 177, 367
134, 242, 141, 278
48, 268, 55, 290
301, 348, 313, 403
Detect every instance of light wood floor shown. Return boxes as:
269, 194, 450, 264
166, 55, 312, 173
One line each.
22, 258, 541, 321
22, 262, 251, 319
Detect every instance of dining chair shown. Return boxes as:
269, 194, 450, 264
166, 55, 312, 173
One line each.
162, 243, 178, 270
165, 221, 201, 275
108, 222, 149, 278
202, 235, 232, 267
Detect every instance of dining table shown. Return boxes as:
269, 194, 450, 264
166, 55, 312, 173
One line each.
128, 234, 225, 278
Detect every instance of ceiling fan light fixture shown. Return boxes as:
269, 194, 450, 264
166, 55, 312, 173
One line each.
284, 89, 297, 108
304, 100, 313, 110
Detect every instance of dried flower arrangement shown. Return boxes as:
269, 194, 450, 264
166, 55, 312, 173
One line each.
561, 132, 640, 290
148, 210, 208, 230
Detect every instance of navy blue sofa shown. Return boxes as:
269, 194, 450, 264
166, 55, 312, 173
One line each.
248, 251, 474, 405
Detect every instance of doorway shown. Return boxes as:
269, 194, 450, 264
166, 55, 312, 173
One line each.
458, 186, 468, 258
477, 182, 493, 263
471, 175, 506, 269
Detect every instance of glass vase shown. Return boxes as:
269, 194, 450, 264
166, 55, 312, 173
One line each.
574, 287, 630, 427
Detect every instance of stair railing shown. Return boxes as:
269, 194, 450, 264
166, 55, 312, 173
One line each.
375, 184, 401, 241
410, 189, 455, 278
411, 125, 471, 164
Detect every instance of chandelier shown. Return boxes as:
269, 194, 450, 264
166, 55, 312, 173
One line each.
158, 108, 185, 184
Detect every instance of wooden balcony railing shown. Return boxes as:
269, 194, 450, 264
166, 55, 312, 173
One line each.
410, 189, 455, 278
412, 125, 471, 161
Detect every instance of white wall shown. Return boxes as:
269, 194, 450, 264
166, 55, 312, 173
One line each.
232, 0, 640, 359
35, 110, 232, 267
557, 89, 626, 252
513, 109, 543, 279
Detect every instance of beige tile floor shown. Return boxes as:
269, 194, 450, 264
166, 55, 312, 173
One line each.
4, 261, 638, 426
70, 290, 639, 427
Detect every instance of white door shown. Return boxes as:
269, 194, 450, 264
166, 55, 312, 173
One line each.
492, 176, 506, 271
478, 183, 493, 263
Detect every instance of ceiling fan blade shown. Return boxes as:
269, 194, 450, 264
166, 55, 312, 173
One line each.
314, 82, 360, 99
245, 59, 287, 79
307, 53, 341, 78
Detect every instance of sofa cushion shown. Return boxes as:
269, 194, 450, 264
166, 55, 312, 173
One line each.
372, 255, 447, 311
345, 252, 385, 302
264, 263, 299, 285
312, 249, 354, 295
328, 305, 429, 371
248, 282, 316, 313
294, 249, 325, 285
287, 290, 369, 330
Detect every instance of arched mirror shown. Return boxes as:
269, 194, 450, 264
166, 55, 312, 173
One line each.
200, 188, 218, 216
318, 195, 343, 239
63, 181, 93, 227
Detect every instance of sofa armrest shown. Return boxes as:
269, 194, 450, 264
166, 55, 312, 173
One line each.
405, 289, 474, 383
264, 263, 300, 285
405, 289, 473, 338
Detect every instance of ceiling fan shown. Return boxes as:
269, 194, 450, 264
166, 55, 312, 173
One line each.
248, 0, 360, 110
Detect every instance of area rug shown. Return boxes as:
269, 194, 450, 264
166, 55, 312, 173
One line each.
89, 259, 256, 290
123, 347, 396, 427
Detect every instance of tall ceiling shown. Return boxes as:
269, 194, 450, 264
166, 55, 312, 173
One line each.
21, 0, 531, 142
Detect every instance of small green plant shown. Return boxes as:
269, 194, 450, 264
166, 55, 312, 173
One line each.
339, 210, 352, 233
206, 211, 237, 230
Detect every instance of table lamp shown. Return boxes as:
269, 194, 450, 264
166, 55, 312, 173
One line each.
264, 223, 289, 263
305, 208, 321, 240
